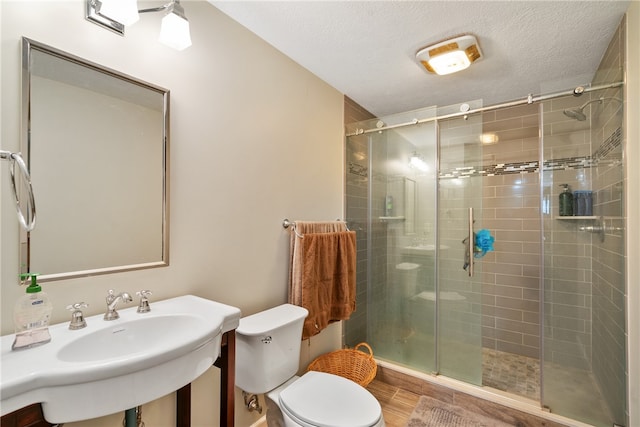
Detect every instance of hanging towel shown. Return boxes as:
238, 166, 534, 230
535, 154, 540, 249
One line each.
288, 221, 357, 339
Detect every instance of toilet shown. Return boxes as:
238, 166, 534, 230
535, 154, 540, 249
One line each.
235, 304, 385, 427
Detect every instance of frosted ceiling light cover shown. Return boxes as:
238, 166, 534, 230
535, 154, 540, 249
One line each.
480, 133, 499, 144
416, 35, 482, 76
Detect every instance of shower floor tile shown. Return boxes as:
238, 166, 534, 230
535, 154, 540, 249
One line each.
482, 348, 540, 401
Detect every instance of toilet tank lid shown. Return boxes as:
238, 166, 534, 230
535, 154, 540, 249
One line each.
237, 304, 309, 336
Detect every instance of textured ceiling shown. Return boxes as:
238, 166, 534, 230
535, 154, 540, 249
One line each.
210, 1, 630, 117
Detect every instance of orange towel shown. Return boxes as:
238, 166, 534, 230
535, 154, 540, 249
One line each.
288, 222, 357, 339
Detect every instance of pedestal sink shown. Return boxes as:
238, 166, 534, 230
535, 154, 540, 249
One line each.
0, 295, 241, 423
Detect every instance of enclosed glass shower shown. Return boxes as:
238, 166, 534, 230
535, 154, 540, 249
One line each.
344, 82, 626, 426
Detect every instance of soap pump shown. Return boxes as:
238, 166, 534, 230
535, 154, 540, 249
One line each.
559, 184, 574, 216
12, 273, 53, 351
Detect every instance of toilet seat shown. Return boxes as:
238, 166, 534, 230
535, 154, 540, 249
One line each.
279, 371, 382, 427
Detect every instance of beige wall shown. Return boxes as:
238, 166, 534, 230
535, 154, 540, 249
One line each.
1, 1, 344, 426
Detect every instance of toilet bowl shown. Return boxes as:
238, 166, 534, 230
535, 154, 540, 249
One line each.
266, 372, 384, 427
235, 304, 385, 427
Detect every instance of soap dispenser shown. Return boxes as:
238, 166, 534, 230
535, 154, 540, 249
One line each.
559, 184, 574, 216
12, 273, 53, 351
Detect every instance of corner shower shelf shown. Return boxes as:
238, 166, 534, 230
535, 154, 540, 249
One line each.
555, 215, 623, 243
555, 216, 598, 220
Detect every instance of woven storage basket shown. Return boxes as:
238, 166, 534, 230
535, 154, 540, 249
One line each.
306, 342, 377, 387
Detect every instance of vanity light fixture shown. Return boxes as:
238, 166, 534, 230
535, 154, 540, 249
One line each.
95, 0, 139, 26
416, 35, 482, 76
155, 0, 192, 51
86, 0, 192, 51
409, 152, 429, 172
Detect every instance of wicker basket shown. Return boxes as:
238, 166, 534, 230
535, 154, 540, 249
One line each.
306, 342, 377, 387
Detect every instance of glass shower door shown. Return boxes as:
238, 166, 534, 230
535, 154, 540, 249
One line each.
344, 107, 439, 374
437, 109, 485, 384
541, 89, 626, 426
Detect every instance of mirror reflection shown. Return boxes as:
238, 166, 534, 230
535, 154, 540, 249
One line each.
404, 177, 416, 235
22, 38, 170, 281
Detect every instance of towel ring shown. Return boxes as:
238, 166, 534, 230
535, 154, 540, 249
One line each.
1, 150, 36, 232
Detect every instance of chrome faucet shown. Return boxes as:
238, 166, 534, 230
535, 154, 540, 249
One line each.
104, 289, 133, 321
136, 290, 152, 313
67, 302, 88, 330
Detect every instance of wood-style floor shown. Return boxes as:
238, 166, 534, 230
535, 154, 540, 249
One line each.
252, 374, 573, 427
365, 378, 420, 427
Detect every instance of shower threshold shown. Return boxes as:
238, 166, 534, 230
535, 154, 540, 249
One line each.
374, 360, 598, 427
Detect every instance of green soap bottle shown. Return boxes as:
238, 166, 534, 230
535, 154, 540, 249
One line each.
559, 184, 574, 216
12, 273, 53, 351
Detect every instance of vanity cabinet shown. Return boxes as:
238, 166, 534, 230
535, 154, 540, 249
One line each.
0, 404, 53, 427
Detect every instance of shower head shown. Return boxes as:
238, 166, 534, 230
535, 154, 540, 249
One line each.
562, 96, 622, 121
563, 108, 587, 121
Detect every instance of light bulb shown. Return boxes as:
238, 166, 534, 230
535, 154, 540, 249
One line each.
428, 51, 471, 76
159, 12, 192, 50
98, 0, 139, 26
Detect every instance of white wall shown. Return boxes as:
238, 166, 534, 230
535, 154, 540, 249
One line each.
625, 3, 640, 426
1, 1, 344, 426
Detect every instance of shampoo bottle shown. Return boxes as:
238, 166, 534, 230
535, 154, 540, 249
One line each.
559, 184, 574, 216
12, 273, 53, 351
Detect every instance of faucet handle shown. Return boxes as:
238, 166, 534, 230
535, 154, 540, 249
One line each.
66, 302, 88, 310
66, 302, 88, 330
136, 290, 152, 313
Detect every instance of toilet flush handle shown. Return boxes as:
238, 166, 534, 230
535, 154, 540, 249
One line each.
261, 336, 272, 344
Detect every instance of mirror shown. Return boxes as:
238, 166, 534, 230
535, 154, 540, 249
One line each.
404, 177, 416, 235
21, 38, 170, 282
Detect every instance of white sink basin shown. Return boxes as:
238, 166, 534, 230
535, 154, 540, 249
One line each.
1, 295, 241, 423
57, 314, 201, 363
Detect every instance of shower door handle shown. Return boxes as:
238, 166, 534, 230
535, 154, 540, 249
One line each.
467, 207, 474, 277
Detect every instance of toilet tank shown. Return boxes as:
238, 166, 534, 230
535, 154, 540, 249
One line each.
235, 304, 308, 394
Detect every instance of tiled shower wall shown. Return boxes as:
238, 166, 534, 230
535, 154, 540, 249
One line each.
542, 98, 596, 371
478, 104, 542, 359
590, 18, 626, 424
344, 96, 375, 346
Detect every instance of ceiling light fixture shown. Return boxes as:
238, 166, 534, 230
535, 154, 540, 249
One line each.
416, 35, 482, 76
86, 0, 192, 51
480, 133, 499, 145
